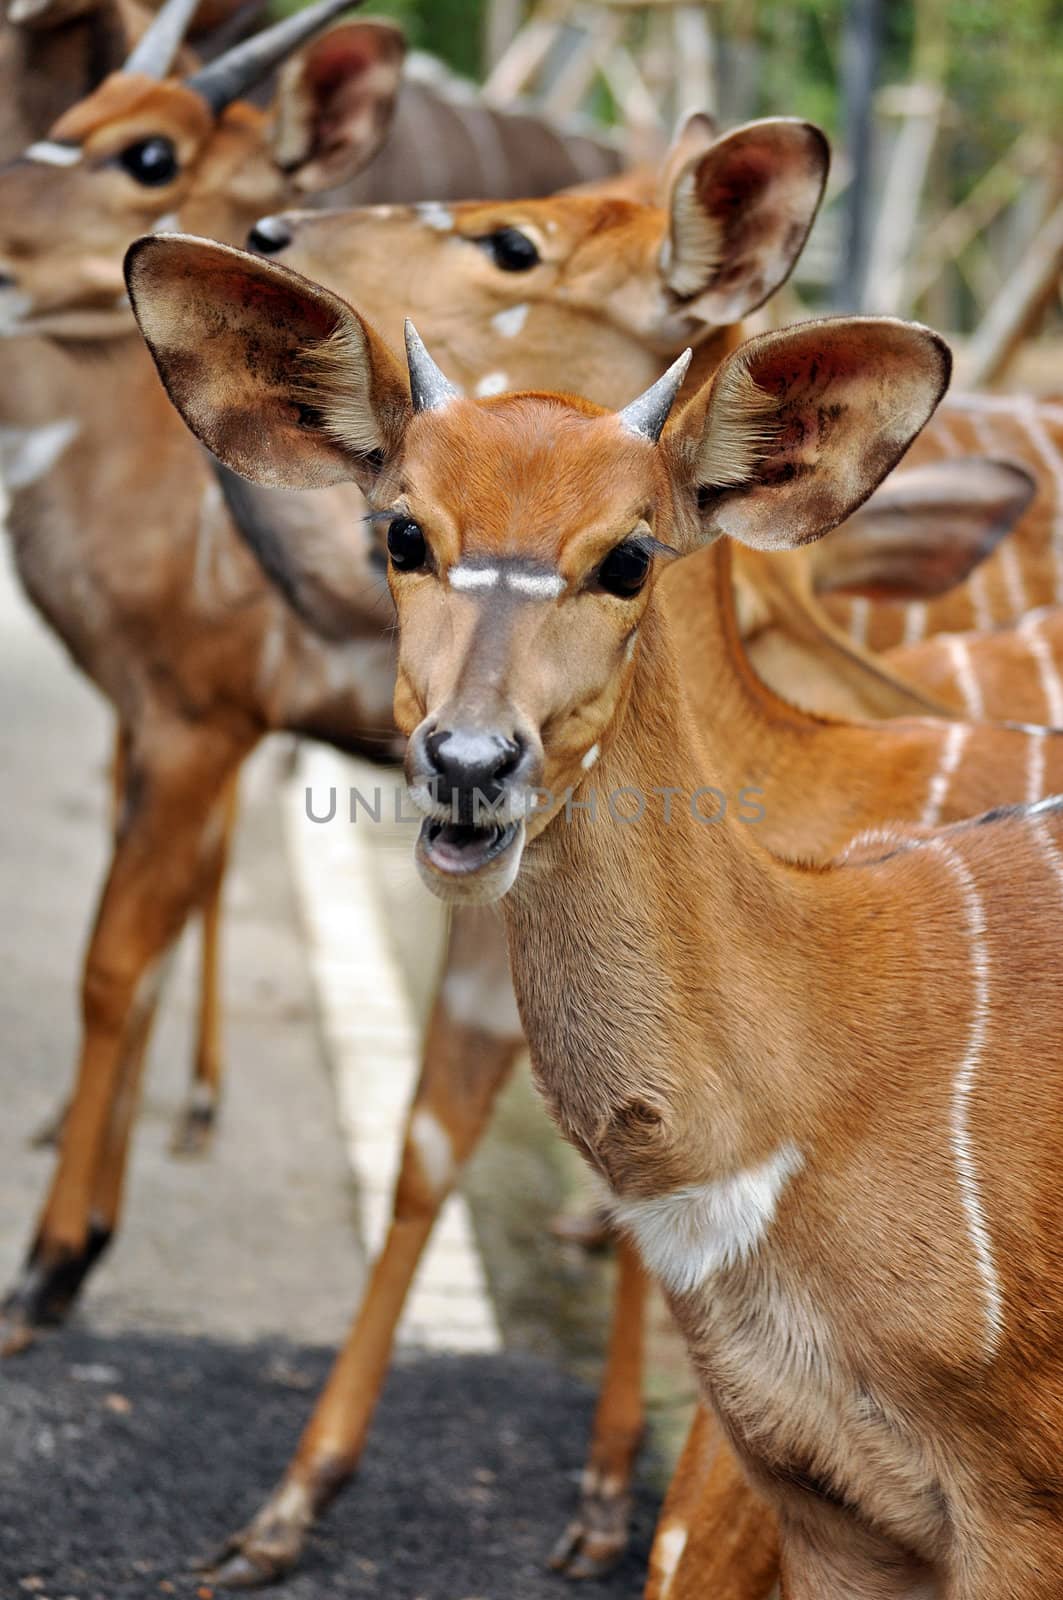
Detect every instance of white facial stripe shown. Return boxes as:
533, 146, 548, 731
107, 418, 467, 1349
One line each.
474, 371, 508, 398
920, 722, 970, 828
416, 202, 454, 232
611, 1144, 804, 1296
450, 565, 500, 591
926, 838, 1003, 1356
505, 569, 565, 599
0, 418, 80, 489
491, 303, 529, 339
449, 563, 565, 599
25, 140, 81, 167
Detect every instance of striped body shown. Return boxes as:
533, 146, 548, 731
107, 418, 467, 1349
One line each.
885, 603, 1063, 726
828, 393, 1063, 651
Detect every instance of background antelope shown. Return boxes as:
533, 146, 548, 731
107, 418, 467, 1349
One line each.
140, 278, 1063, 1596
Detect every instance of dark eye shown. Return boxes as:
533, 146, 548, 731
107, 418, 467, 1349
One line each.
118, 136, 179, 187
598, 541, 651, 598
387, 516, 427, 572
479, 227, 540, 272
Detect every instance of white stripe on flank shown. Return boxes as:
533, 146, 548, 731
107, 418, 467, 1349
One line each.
1019, 609, 1063, 726
505, 569, 565, 599
970, 410, 1027, 620
921, 722, 970, 827
902, 602, 928, 646
926, 838, 1004, 1356
1026, 731, 1047, 806
848, 596, 869, 648
947, 636, 984, 718
968, 569, 993, 631
1020, 397, 1063, 600
450, 565, 500, 590
25, 140, 81, 166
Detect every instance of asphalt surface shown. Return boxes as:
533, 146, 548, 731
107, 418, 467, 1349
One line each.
0, 1334, 657, 1600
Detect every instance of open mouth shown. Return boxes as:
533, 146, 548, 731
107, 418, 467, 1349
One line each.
417, 818, 522, 877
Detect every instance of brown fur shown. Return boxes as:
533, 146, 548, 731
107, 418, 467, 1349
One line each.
172, 304, 1063, 1594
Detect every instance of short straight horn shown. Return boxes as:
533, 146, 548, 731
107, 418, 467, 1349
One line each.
123, 0, 203, 77
617, 349, 693, 443
405, 320, 461, 412
184, 0, 363, 114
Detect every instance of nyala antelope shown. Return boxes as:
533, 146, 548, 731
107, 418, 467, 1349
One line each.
0, 23, 834, 1581
131, 237, 1063, 1597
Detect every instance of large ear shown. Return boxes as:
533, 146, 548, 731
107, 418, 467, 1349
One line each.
125, 233, 411, 490
808, 458, 1036, 599
656, 110, 719, 203
670, 317, 952, 552
271, 19, 406, 195
659, 117, 829, 323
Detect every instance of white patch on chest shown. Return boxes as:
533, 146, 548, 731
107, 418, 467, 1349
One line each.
491, 303, 529, 339
612, 1143, 804, 1296
0, 418, 80, 489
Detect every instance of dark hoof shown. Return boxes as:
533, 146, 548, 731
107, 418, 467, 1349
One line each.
549, 1471, 631, 1579
0, 1225, 113, 1352
170, 1100, 216, 1157
200, 1481, 315, 1590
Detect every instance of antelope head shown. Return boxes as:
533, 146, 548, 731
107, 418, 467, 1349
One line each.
232, 111, 830, 405
126, 244, 951, 905
0, 0, 404, 338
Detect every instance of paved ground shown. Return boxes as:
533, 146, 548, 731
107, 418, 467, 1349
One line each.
0, 531, 692, 1598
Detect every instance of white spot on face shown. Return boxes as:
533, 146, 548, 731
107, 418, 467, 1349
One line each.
474, 371, 509, 398
442, 966, 522, 1040
926, 838, 1003, 1356
611, 1144, 804, 1296
451, 565, 500, 591
417, 202, 454, 231
491, 303, 529, 339
410, 1108, 455, 1195
25, 140, 81, 167
0, 418, 79, 489
654, 1524, 688, 1596
581, 743, 600, 771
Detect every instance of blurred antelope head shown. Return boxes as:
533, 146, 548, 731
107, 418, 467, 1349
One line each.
0, 0, 405, 337
235, 112, 830, 404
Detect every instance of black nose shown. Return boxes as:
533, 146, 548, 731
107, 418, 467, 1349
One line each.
425, 728, 524, 821
247, 215, 292, 255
